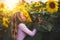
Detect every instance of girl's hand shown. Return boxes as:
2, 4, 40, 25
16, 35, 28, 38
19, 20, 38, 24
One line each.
32, 28, 36, 36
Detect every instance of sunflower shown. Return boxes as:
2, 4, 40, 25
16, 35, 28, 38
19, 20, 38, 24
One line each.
2, 17, 9, 28
46, 0, 58, 13
35, 2, 41, 7
0, 3, 4, 9
0, 3, 5, 11
38, 8, 43, 12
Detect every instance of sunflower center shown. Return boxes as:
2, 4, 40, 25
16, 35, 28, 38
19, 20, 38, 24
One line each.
49, 2, 55, 9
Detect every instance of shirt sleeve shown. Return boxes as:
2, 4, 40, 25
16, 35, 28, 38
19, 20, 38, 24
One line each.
18, 23, 36, 37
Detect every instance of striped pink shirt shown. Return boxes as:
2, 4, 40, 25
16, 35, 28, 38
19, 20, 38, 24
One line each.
16, 23, 36, 40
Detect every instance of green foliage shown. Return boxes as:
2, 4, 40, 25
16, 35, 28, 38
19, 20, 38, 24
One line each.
26, 2, 60, 32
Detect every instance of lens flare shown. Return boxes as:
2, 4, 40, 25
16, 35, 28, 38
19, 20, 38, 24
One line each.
4, 0, 19, 10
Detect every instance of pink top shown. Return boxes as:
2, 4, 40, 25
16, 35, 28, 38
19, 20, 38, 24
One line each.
16, 23, 36, 40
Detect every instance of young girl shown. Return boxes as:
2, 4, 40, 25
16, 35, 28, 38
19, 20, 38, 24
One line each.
11, 11, 36, 40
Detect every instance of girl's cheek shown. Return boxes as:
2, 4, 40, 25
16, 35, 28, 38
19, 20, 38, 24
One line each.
22, 17, 26, 21
23, 17, 26, 21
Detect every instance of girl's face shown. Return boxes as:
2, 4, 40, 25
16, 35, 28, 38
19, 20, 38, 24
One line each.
20, 13, 27, 22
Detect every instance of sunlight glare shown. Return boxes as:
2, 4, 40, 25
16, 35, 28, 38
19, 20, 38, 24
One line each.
4, 0, 19, 10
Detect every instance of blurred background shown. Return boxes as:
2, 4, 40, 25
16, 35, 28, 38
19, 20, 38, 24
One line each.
0, 0, 60, 40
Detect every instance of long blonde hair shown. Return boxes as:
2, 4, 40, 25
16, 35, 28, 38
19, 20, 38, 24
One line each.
11, 11, 24, 40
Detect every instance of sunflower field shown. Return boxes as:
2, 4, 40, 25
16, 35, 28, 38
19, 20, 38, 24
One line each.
0, 0, 60, 40
25, 0, 59, 31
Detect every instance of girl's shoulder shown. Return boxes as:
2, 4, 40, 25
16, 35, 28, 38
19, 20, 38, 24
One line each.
18, 23, 26, 27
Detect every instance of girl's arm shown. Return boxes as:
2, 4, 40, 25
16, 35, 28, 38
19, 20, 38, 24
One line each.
18, 23, 36, 37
